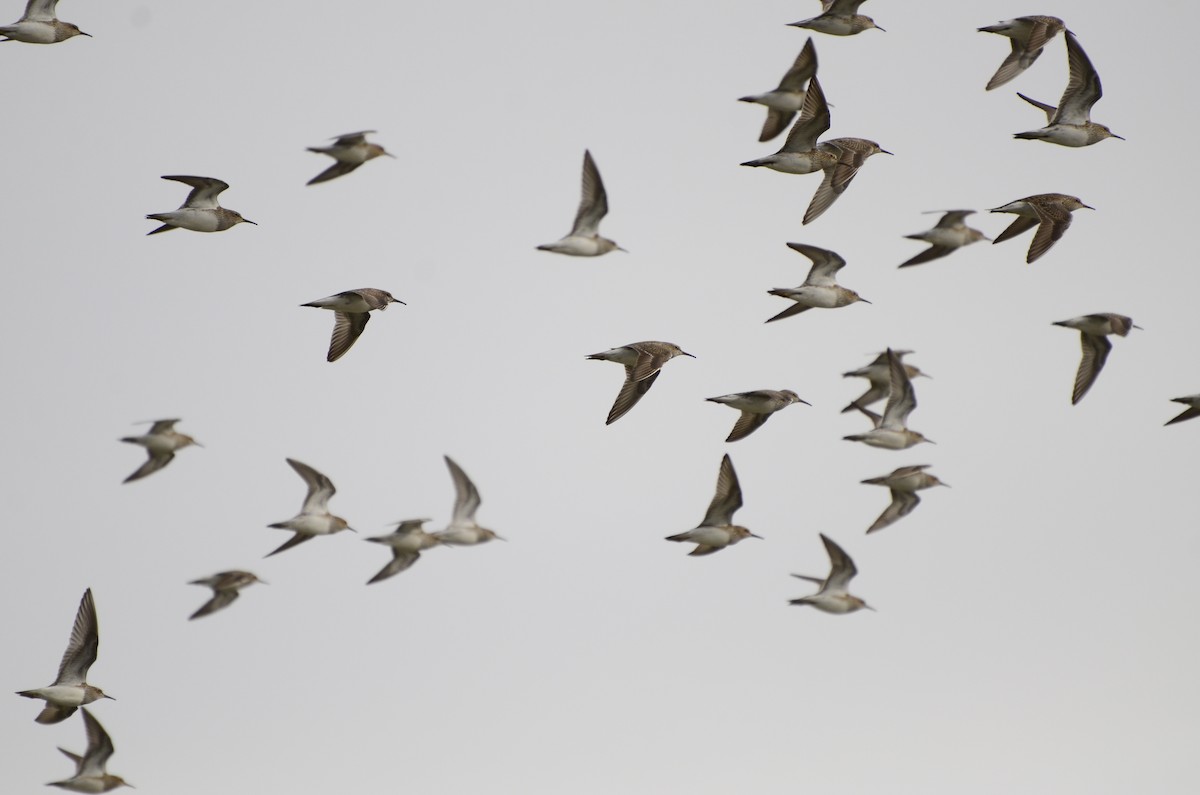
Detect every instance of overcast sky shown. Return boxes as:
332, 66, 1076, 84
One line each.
3, 1, 1198, 793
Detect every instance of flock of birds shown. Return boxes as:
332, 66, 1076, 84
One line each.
6, 0, 1197, 790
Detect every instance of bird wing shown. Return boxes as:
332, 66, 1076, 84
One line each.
881, 350, 917, 428
146, 419, 181, 434
287, 458, 336, 513
162, 175, 229, 209
778, 75, 830, 153
368, 551, 421, 584
934, 209, 975, 228
308, 161, 363, 186
726, 411, 772, 443
1026, 203, 1073, 264
759, 108, 796, 143
78, 709, 115, 776
123, 450, 175, 484
820, 534, 858, 591
777, 38, 818, 92
189, 589, 240, 620
331, 130, 375, 145
1071, 333, 1112, 404
1016, 92, 1058, 123
445, 455, 482, 524
55, 589, 99, 686
898, 245, 954, 268
327, 311, 371, 362
787, 242, 845, 286
21, 0, 58, 21
866, 490, 920, 534
701, 454, 743, 526
606, 368, 660, 424
266, 532, 313, 557
992, 214, 1039, 244
1054, 33, 1103, 125
570, 150, 609, 237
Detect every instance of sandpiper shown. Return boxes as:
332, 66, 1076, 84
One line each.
0, 0, 89, 43
266, 459, 355, 556
188, 571, 265, 620
766, 242, 869, 323
899, 210, 990, 268
17, 589, 112, 725
1165, 395, 1200, 426
862, 465, 948, 534
788, 0, 883, 36
306, 130, 394, 185
740, 75, 833, 174
990, 193, 1092, 264
979, 15, 1067, 91
844, 348, 932, 449
739, 38, 818, 142
587, 341, 695, 424
120, 418, 201, 483
1014, 33, 1121, 147
1052, 314, 1141, 404
145, 176, 255, 235
433, 456, 502, 545
301, 288, 404, 362
841, 350, 928, 413
789, 534, 873, 613
803, 137, 892, 225
706, 390, 810, 442
366, 519, 441, 583
47, 709, 130, 792
537, 150, 625, 256
666, 454, 761, 555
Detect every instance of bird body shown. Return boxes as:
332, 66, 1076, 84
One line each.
46, 709, 129, 792
432, 457, 502, 546
0, 0, 88, 42
990, 193, 1092, 264
766, 242, 868, 323
739, 38, 819, 142
979, 15, 1067, 90
706, 389, 809, 442
900, 210, 989, 267
120, 419, 200, 483
844, 349, 931, 449
1053, 314, 1140, 404
789, 534, 872, 613
1013, 33, 1121, 147
266, 459, 354, 556
307, 130, 393, 185
862, 465, 947, 533
188, 571, 264, 620
587, 341, 694, 424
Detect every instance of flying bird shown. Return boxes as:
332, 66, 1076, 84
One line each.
365, 519, 441, 583
587, 341, 695, 424
899, 210, 989, 268
766, 242, 869, 323
46, 709, 130, 792
788, 0, 883, 36
266, 459, 354, 556
301, 288, 405, 362
978, 15, 1067, 90
990, 193, 1092, 264
16, 589, 112, 724
145, 176, 255, 235
841, 350, 928, 414
1013, 33, 1122, 147
740, 75, 832, 173
306, 130, 394, 185
844, 348, 932, 449
789, 534, 873, 613
1052, 314, 1141, 404
861, 465, 948, 534
0, 0, 89, 43
802, 136, 892, 225
537, 150, 624, 256
119, 418, 200, 483
432, 456, 502, 545
738, 38, 819, 142
706, 390, 810, 442
666, 454, 761, 555
188, 571, 265, 620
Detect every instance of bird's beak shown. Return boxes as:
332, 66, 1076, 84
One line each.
925, 439, 937, 445
749, 532, 764, 539
1111, 134, 1125, 141
103, 694, 116, 701
1133, 325, 1144, 330
1081, 204, 1095, 210
494, 535, 507, 542
859, 298, 872, 304
193, 441, 205, 448
616, 246, 629, 253
243, 219, 258, 225
879, 149, 893, 155
681, 351, 696, 358
798, 399, 813, 406
874, 26, 886, 32
384, 152, 397, 158
346, 527, 358, 533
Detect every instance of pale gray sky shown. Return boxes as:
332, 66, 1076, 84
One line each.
3, 1, 1199, 793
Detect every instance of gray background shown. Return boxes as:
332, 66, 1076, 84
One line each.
3, 1, 1197, 793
